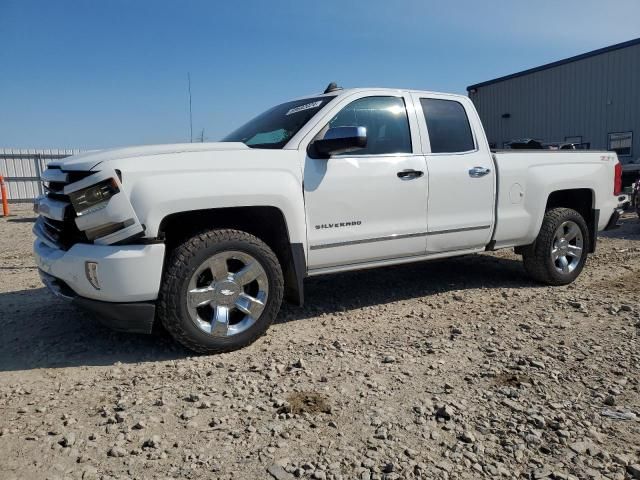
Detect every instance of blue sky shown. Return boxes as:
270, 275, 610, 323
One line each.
1, 0, 639, 149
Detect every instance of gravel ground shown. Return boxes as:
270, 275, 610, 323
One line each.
1, 203, 639, 480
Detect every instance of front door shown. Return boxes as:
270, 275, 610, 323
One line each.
303, 94, 429, 271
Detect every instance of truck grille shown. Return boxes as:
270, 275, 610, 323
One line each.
35, 166, 96, 250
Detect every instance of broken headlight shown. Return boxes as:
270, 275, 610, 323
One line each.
68, 178, 119, 217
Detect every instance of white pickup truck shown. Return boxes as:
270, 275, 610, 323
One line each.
33, 85, 623, 353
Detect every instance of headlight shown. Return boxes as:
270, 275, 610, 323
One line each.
68, 178, 119, 216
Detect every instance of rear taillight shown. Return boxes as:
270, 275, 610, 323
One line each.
614, 162, 622, 195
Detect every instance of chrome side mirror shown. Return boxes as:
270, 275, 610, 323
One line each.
312, 126, 367, 157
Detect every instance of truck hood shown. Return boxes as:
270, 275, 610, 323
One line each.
50, 142, 250, 171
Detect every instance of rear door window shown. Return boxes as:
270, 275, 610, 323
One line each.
421, 98, 475, 153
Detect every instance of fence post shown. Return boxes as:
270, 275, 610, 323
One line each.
0, 175, 9, 216
34, 153, 44, 196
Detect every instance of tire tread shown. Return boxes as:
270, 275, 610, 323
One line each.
522, 207, 589, 286
157, 229, 283, 354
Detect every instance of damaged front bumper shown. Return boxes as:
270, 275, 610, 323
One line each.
38, 269, 157, 334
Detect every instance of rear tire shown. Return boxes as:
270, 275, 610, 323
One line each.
522, 208, 589, 286
157, 229, 284, 354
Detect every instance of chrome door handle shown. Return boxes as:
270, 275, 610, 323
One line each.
469, 166, 491, 178
397, 169, 424, 180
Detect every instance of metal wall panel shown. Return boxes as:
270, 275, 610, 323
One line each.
0, 148, 80, 202
469, 43, 640, 164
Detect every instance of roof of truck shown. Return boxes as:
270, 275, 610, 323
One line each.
299, 87, 469, 101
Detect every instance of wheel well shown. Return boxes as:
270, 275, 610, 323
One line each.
546, 189, 593, 217
545, 188, 597, 253
158, 207, 304, 306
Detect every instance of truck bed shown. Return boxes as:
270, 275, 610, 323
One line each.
491, 150, 619, 249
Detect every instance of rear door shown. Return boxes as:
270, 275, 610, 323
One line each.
411, 93, 495, 253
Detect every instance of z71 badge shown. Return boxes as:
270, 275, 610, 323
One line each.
315, 221, 362, 230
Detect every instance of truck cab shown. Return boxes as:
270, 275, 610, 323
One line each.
295, 89, 496, 272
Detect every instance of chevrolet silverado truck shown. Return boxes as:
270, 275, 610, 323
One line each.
33, 85, 624, 353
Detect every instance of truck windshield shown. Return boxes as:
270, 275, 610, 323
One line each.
222, 96, 335, 149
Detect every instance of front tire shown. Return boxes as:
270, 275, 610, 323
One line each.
157, 229, 284, 354
522, 207, 589, 286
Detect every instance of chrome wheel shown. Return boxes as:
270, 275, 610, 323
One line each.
186, 250, 268, 337
551, 220, 583, 274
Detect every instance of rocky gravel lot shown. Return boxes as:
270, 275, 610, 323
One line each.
1, 204, 639, 480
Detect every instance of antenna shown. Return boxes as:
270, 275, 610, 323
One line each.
324, 82, 342, 93
188, 73, 193, 143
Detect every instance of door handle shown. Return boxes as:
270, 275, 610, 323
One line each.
397, 169, 424, 180
468, 166, 491, 178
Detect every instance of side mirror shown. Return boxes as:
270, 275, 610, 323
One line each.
312, 126, 367, 157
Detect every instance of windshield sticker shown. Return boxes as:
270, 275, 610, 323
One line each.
286, 100, 323, 115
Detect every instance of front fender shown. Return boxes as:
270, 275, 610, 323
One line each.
128, 169, 307, 249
